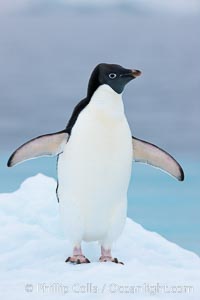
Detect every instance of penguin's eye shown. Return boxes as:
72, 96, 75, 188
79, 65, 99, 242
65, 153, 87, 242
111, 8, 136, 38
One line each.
108, 73, 117, 79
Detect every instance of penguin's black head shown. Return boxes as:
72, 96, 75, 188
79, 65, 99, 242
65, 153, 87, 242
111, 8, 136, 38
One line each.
87, 63, 141, 99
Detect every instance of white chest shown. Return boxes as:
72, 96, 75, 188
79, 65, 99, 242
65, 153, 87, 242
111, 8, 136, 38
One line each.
57, 85, 132, 241
58, 85, 132, 194
63, 86, 130, 168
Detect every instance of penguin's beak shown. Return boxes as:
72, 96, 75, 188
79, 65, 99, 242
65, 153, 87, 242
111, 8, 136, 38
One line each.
131, 69, 142, 78
120, 69, 142, 79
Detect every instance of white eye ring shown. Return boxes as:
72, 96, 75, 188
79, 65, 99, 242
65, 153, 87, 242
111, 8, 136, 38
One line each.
109, 73, 117, 79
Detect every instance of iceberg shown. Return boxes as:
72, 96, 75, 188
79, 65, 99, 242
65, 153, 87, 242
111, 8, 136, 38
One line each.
0, 174, 199, 299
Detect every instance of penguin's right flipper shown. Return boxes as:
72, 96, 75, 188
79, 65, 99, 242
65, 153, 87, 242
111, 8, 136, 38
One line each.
7, 131, 69, 167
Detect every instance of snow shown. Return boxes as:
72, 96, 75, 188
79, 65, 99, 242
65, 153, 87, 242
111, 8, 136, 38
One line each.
0, 173, 199, 299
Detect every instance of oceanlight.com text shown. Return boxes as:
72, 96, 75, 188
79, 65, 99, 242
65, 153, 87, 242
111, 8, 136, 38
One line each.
25, 282, 194, 295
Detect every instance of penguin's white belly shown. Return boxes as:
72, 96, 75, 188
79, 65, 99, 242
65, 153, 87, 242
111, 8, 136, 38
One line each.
57, 91, 132, 243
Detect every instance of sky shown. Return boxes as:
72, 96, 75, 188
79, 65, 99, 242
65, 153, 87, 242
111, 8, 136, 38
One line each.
0, 0, 200, 15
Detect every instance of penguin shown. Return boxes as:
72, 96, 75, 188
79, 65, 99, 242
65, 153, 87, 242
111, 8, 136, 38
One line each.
7, 63, 184, 265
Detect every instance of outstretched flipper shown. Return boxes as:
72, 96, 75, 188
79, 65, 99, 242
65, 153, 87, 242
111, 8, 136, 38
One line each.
7, 130, 69, 167
132, 137, 184, 181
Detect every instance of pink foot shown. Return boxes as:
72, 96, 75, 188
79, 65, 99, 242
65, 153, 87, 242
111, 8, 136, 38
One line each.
65, 246, 90, 264
99, 255, 124, 265
99, 246, 124, 265
65, 255, 90, 264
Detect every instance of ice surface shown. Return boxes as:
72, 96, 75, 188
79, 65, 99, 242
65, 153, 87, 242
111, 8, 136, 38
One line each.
0, 174, 199, 299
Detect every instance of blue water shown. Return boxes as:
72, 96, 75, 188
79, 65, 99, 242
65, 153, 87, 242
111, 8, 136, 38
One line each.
128, 159, 200, 256
1, 153, 199, 256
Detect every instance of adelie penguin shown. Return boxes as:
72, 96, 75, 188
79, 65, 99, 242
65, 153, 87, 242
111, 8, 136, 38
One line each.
8, 63, 184, 265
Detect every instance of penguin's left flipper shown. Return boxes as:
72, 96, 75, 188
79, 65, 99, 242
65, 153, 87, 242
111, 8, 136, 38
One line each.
7, 131, 69, 167
132, 137, 184, 181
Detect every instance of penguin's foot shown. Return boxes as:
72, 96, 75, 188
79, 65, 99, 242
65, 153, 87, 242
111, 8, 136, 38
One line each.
65, 245, 90, 264
65, 255, 90, 264
99, 246, 124, 265
99, 255, 124, 265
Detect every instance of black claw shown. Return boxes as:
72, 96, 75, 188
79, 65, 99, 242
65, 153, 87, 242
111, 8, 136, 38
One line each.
65, 257, 71, 263
76, 259, 81, 264
113, 258, 124, 265
85, 258, 91, 263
